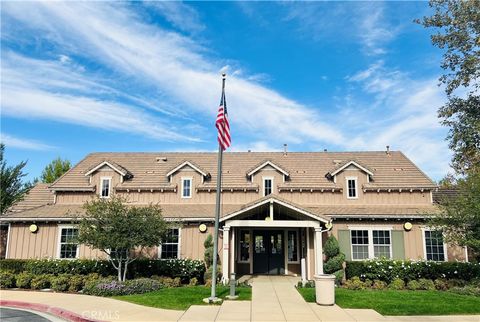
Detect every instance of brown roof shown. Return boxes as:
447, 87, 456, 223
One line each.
433, 189, 458, 204
309, 205, 440, 218
7, 183, 54, 213
48, 151, 436, 190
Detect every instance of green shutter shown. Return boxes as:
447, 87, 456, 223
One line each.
337, 230, 351, 261
392, 230, 405, 259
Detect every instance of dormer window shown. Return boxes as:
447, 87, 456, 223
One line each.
100, 177, 111, 198
346, 177, 358, 199
182, 177, 192, 198
263, 177, 273, 196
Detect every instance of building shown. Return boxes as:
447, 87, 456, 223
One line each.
0, 150, 468, 281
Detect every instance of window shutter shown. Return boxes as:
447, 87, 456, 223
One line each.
392, 230, 405, 259
337, 230, 351, 261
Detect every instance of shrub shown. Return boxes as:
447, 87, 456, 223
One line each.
470, 278, 480, 288
189, 277, 199, 286
389, 278, 405, 290
324, 236, 340, 258
0, 259, 27, 273
84, 273, 102, 283
69, 275, 85, 292
407, 280, 421, 290
324, 254, 345, 274
31, 274, 53, 290
449, 286, 480, 297
15, 272, 34, 289
333, 269, 344, 285
372, 280, 387, 290
447, 279, 468, 288
418, 278, 435, 291
83, 278, 163, 296
344, 277, 366, 290
51, 274, 71, 292
0, 271, 16, 288
204, 265, 222, 283
434, 279, 449, 291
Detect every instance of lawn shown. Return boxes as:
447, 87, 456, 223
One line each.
114, 286, 252, 310
297, 288, 480, 315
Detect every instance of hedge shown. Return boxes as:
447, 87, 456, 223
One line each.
0, 259, 205, 282
345, 259, 480, 283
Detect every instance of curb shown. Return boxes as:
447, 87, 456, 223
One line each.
0, 300, 104, 322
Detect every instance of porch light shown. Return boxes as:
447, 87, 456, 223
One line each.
29, 224, 38, 233
198, 223, 207, 233
403, 222, 413, 231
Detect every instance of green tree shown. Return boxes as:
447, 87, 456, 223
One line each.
41, 157, 71, 183
0, 144, 32, 215
416, 0, 480, 174
429, 171, 480, 261
76, 197, 169, 281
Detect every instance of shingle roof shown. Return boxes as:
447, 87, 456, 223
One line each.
7, 183, 54, 213
48, 151, 436, 190
432, 189, 459, 204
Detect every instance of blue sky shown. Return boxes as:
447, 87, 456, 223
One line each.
1, 1, 451, 181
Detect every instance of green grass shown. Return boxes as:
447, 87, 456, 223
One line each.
113, 286, 251, 310
297, 288, 480, 315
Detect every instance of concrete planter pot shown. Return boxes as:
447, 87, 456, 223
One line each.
314, 274, 335, 306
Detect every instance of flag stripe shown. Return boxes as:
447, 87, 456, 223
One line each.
216, 87, 230, 150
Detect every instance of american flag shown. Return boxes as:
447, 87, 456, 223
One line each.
215, 85, 230, 150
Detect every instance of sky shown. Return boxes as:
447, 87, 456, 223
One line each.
1, 1, 451, 182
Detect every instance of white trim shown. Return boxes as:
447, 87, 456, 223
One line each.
237, 229, 251, 264
421, 228, 447, 262
226, 220, 320, 228
4, 223, 11, 259
84, 161, 127, 177
287, 229, 300, 264
99, 177, 112, 198
181, 177, 193, 199
306, 228, 311, 279
56, 225, 80, 259
330, 161, 374, 177
263, 176, 274, 197
166, 161, 208, 177
465, 246, 469, 263
159, 227, 181, 259
247, 161, 289, 177
346, 176, 358, 199
349, 228, 393, 260
284, 230, 288, 275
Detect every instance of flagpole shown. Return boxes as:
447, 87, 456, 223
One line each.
209, 73, 226, 301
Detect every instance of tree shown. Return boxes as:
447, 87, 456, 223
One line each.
0, 144, 32, 215
77, 197, 169, 281
438, 173, 457, 188
416, 0, 480, 174
41, 157, 71, 183
429, 171, 480, 261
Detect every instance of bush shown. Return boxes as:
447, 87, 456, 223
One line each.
0, 271, 16, 288
449, 286, 480, 297
372, 280, 387, 290
345, 259, 480, 283
15, 272, 34, 289
447, 279, 468, 288
189, 277, 199, 286
324, 236, 340, 258
69, 275, 85, 292
204, 265, 222, 283
418, 278, 435, 291
389, 278, 405, 290
333, 269, 344, 285
434, 279, 449, 291
324, 253, 345, 274
51, 274, 71, 292
83, 278, 163, 296
407, 280, 421, 290
0, 259, 27, 273
31, 274, 53, 290
344, 277, 366, 290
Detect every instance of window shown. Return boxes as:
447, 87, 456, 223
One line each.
160, 228, 180, 259
263, 178, 273, 196
181, 178, 192, 198
58, 227, 79, 259
424, 230, 445, 261
351, 229, 391, 260
287, 230, 299, 262
238, 230, 250, 262
100, 177, 111, 198
346, 177, 358, 199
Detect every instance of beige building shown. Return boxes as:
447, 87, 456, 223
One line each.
0, 150, 468, 280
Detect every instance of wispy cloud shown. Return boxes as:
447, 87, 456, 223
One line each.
145, 1, 205, 34
1, 133, 55, 151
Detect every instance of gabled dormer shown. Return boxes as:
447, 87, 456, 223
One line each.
166, 160, 210, 184
326, 160, 374, 200
246, 160, 290, 182
166, 160, 211, 199
326, 159, 373, 183
84, 160, 132, 198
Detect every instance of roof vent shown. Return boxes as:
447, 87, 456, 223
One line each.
283, 143, 288, 156
323, 149, 327, 152
386, 145, 390, 155
156, 156, 168, 162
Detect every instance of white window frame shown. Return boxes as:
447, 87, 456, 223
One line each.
159, 228, 181, 259
421, 228, 448, 262
181, 177, 192, 199
346, 176, 358, 199
100, 177, 112, 198
57, 225, 80, 259
263, 177, 274, 197
349, 226, 393, 260
237, 229, 252, 264
287, 229, 300, 264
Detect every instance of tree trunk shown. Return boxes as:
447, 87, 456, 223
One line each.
123, 260, 129, 282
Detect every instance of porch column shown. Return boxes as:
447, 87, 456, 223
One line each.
222, 226, 230, 284
314, 227, 324, 275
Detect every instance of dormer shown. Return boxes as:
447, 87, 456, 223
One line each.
166, 161, 210, 184
84, 160, 132, 198
326, 159, 374, 183
246, 160, 290, 184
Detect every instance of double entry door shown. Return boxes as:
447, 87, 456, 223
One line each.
253, 230, 285, 275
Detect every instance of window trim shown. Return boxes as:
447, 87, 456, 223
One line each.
263, 176, 274, 197
159, 228, 181, 259
181, 177, 193, 199
287, 229, 300, 264
99, 177, 112, 199
56, 225, 80, 260
237, 229, 252, 264
346, 176, 358, 199
349, 227, 393, 260
421, 228, 448, 262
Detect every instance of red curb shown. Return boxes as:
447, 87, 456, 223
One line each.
0, 300, 104, 322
